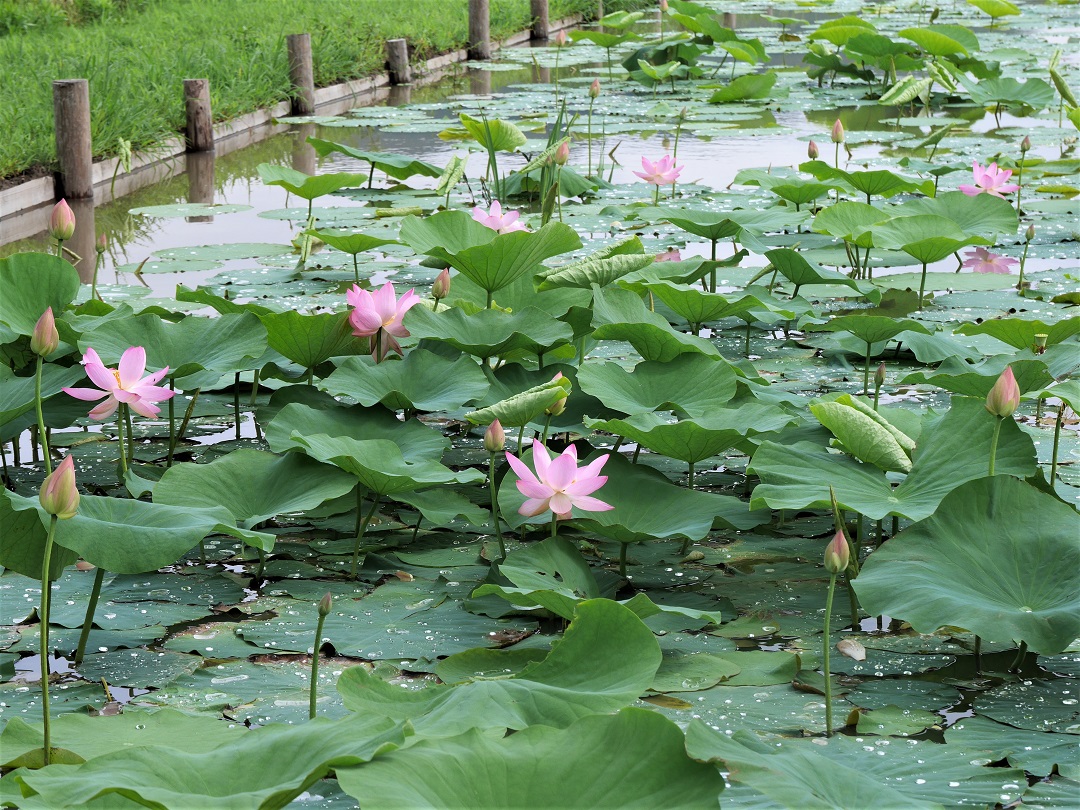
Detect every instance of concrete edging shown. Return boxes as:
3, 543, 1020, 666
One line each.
0, 14, 582, 242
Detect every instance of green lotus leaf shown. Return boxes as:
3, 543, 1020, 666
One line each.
599, 9, 645, 28
406, 305, 574, 360
14, 715, 404, 810
399, 209, 495, 255
77, 312, 268, 379
306, 229, 400, 257
808, 15, 878, 46
256, 164, 369, 201
854, 476, 1080, 655
749, 397, 1037, 520
456, 112, 528, 153
966, 0, 1020, 17
320, 350, 489, 412
0, 489, 78, 580
765, 248, 881, 301
464, 375, 571, 427
153, 449, 356, 529
900, 356, 1055, 397
812, 201, 890, 247
800, 160, 934, 200
568, 29, 639, 48
0, 364, 84, 428
956, 317, 1079, 350
259, 310, 368, 370
898, 25, 973, 56
537, 251, 653, 291
577, 354, 738, 418
960, 76, 1056, 112
894, 191, 1018, 241
810, 400, 913, 473
0, 252, 82, 336
818, 314, 931, 346
872, 214, 990, 264
645, 280, 796, 326
307, 137, 442, 180
708, 70, 777, 103
337, 599, 660, 735
591, 286, 720, 362
585, 403, 798, 465
945, 716, 1079, 780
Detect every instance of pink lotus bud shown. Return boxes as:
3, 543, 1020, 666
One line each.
484, 419, 505, 453
546, 373, 567, 416
824, 530, 849, 574
31, 307, 59, 357
1020, 135, 1031, 153
554, 30, 568, 47
985, 366, 1020, 419
432, 268, 451, 301
830, 119, 845, 144
807, 140, 819, 159
40, 455, 79, 520
49, 200, 76, 242
1025, 224, 1035, 242
589, 78, 601, 99
554, 141, 570, 165
874, 362, 886, 389
318, 591, 333, 617
96, 233, 107, 254
660, 0, 669, 10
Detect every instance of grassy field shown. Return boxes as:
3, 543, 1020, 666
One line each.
0, 0, 600, 181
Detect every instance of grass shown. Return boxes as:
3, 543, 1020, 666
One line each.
0, 0, 600, 181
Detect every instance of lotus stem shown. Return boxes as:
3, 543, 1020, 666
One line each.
350, 494, 381, 579
34, 356, 52, 476
823, 572, 837, 737
542, 414, 552, 445
989, 417, 1003, 477
74, 566, 106, 666
488, 452, 505, 560
234, 373, 242, 441
1008, 641, 1028, 672
309, 607, 328, 720
39, 515, 58, 765
115, 405, 129, 479
551, 513, 558, 541
587, 99, 595, 176
619, 542, 628, 577
1017, 239, 1030, 292
687, 462, 695, 489
91, 250, 102, 301
175, 388, 201, 448
917, 262, 927, 309
863, 342, 872, 396
1050, 405, 1064, 484
974, 635, 982, 674
167, 380, 176, 467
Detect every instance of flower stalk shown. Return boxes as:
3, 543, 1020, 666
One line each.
309, 592, 332, 720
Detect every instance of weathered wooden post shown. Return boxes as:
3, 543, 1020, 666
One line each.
530, 0, 550, 39
468, 0, 491, 60
286, 33, 316, 115
183, 79, 214, 152
52, 79, 93, 199
386, 39, 412, 84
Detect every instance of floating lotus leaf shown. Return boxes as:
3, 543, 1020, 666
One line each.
854, 476, 1080, 655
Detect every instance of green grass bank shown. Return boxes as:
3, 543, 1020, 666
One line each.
0, 0, 601, 182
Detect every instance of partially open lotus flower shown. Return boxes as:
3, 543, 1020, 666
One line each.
505, 440, 613, 520
633, 155, 683, 186
959, 161, 1019, 198
471, 200, 528, 234
347, 282, 420, 361
962, 247, 1018, 275
63, 346, 174, 420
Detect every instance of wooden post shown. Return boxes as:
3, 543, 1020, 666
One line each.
286, 33, 315, 115
52, 79, 93, 199
530, 0, 550, 39
183, 79, 214, 152
468, 0, 491, 60
386, 39, 412, 84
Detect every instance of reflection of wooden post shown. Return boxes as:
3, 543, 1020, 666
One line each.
67, 197, 96, 283
386, 39, 411, 85
185, 151, 216, 223
183, 79, 214, 152
469, 69, 492, 96
286, 33, 315, 115
292, 123, 316, 176
53, 79, 93, 199
468, 0, 491, 60
723, 12, 736, 29
388, 83, 413, 106
530, 0, 550, 39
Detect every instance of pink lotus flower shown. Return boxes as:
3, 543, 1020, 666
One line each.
959, 161, 1019, 198
986, 366, 1020, 419
633, 155, 683, 186
347, 281, 420, 361
655, 248, 682, 262
49, 200, 75, 242
39, 455, 79, 520
505, 439, 613, 520
63, 346, 174, 420
962, 247, 1018, 275
471, 200, 528, 234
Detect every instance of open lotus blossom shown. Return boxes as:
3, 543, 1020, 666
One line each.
962, 247, 1019, 275
63, 346, 174, 420
505, 440, 613, 520
959, 161, 1019, 198
347, 282, 420, 361
633, 154, 683, 187
655, 248, 682, 262
471, 200, 528, 234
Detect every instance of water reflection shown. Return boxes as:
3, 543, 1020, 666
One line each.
66, 197, 96, 284
185, 151, 216, 223
291, 123, 317, 176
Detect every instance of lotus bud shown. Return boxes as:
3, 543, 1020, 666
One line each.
554, 30, 568, 47
830, 119, 845, 144
39, 455, 79, 520
1020, 135, 1031, 153
96, 233, 107, 254
432, 268, 451, 301
546, 372, 567, 416
928, 7, 940, 22
660, 0, 669, 11
1025, 223, 1035, 242
49, 200, 76, 242
985, 366, 1020, 419
874, 361, 886, 389
31, 307, 59, 357
554, 141, 570, 166
589, 78, 601, 98
807, 140, 819, 159
823, 530, 849, 574
1032, 334, 1048, 355
318, 591, 333, 617
484, 419, 506, 453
